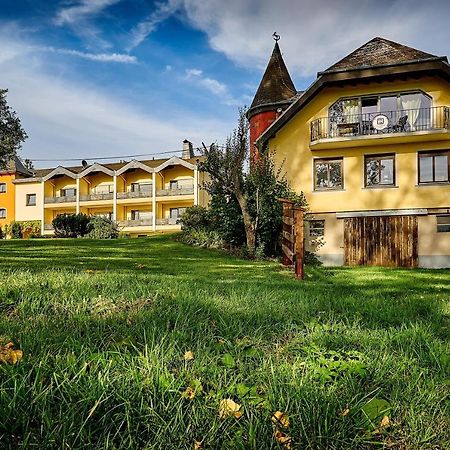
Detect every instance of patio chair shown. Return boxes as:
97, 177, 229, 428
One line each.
392, 115, 408, 132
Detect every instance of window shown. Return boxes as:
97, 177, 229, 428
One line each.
0, 208, 6, 219
61, 188, 76, 197
437, 215, 450, 233
26, 194, 36, 206
169, 180, 179, 190
314, 158, 343, 190
131, 183, 152, 193
93, 184, 113, 194
0, 183, 6, 193
418, 151, 449, 184
309, 220, 325, 237
365, 154, 395, 187
131, 210, 140, 220
170, 207, 186, 220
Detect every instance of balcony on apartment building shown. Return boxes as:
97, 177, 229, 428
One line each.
311, 103, 450, 148
156, 180, 194, 197
44, 188, 77, 204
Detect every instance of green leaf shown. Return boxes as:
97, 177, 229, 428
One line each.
360, 398, 392, 430
221, 353, 236, 368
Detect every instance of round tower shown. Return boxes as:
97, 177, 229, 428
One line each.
247, 35, 297, 160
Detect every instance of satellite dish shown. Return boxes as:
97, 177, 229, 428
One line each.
81, 160, 88, 168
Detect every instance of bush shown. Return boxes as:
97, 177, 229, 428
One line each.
86, 216, 119, 239
10, 221, 23, 239
180, 206, 211, 231
180, 228, 223, 249
52, 214, 90, 238
0, 227, 3, 239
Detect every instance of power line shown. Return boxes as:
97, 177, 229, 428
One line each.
30, 147, 206, 163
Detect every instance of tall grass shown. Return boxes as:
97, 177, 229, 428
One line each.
0, 236, 448, 449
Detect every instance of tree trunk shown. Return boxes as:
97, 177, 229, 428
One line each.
235, 191, 256, 255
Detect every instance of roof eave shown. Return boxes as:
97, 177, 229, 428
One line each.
257, 59, 450, 147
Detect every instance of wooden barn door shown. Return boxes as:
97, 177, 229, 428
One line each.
344, 216, 418, 267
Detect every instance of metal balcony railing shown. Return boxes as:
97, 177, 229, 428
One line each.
117, 190, 152, 200
156, 186, 194, 196
44, 196, 76, 204
117, 218, 153, 227
310, 106, 450, 142
155, 218, 179, 225
79, 193, 113, 201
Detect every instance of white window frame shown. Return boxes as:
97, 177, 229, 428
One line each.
0, 208, 6, 219
0, 183, 6, 193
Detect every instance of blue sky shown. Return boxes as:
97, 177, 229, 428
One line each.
1, 0, 449, 167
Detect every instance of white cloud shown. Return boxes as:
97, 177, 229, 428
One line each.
54, 0, 122, 49
54, 0, 120, 26
185, 68, 240, 105
45, 47, 137, 63
175, 0, 450, 78
0, 29, 229, 166
127, 0, 182, 51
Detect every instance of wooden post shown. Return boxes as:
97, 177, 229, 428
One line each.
294, 208, 304, 279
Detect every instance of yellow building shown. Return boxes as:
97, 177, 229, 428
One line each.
250, 37, 450, 268
0, 157, 32, 231
11, 140, 208, 237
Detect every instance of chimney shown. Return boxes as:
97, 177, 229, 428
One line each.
182, 139, 194, 159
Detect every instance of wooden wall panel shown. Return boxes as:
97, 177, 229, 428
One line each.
344, 215, 418, 267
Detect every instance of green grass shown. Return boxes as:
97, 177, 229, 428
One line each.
0, 235, 449, 449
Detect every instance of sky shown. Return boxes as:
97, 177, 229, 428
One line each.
1, 0, 449, 167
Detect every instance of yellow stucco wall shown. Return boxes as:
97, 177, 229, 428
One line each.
269, 77, 450, 213
15, 182, 42, 221
0, 174, 16, 227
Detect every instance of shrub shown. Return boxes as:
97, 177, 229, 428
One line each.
180, 228, 223, 249
86, 216, 119, 239
180, 206, 211, 231
0, 226, 3, 239
9, 221, 23, 239
52, 214, 90, 238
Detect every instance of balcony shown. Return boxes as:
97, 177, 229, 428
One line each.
80, 193, 113, 202
156, 186, 194, 197
117, 190, 152, 200
310, 106, 450, 145
44, 196, 76, 204
156, 218, 179, 225
117, 218, 153, 227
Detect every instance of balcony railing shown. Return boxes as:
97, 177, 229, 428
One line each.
117, 218, 153, 227
117, 190, 152, 200
79, 193, 113, 202
311, 106, 450, 142
156, 218, 179, 225
156, 186, 194, 196
44, 224, 54, 230
44, 196, 76, 204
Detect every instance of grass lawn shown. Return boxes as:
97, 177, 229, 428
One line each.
0, 235, 449, 449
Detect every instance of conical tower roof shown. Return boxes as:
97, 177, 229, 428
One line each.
249, 42, 297, 111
